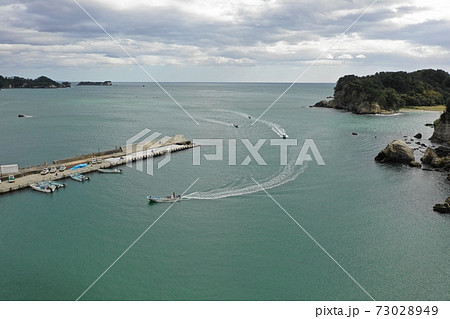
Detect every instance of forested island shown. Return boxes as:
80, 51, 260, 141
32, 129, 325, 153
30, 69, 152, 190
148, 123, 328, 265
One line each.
0, 75, 70, 89
77, 81, 112, 86
312, 69, 450, 114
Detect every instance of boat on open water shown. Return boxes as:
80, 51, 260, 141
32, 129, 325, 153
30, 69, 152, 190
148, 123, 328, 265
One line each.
147, 192, 181, 203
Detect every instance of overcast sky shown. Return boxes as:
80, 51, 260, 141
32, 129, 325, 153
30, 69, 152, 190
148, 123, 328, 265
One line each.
0, 0, 449, 82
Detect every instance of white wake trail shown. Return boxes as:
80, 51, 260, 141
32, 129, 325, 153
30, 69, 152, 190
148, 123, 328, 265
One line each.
222, 110, 288, 138
184, 158, 306, 200
259, 119, 287, 138
200, 117, 235, 127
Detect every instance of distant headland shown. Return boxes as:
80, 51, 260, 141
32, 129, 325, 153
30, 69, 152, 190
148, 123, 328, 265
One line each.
0, 75, 70, 89
311, 69, 450, 114
77, 81, 112, 86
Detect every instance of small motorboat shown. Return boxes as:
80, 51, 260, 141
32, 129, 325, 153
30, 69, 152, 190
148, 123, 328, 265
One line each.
18, 114, 25, 118
70, 173, 90, 182
59, 165, 66, 172
30, 182, 56, 193
97, 168, 123, 174
91, 158, 97, 164
282, 134, 287, 139
48, 181, 66, 189
233, 124, 239, 128
40, 168, 49, 175
97, 158, 103, 164
147, 193, 181, 203
50, 166, 57, 173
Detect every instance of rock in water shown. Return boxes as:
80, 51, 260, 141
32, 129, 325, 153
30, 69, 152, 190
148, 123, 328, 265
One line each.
421, 147, 450, 168
375, 140, 415, 164
433, 197, 450, 214
414, 133, 422, 139
409, 161, 421, 168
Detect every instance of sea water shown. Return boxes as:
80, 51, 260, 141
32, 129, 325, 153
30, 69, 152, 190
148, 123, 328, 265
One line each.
0, 83, 449, 300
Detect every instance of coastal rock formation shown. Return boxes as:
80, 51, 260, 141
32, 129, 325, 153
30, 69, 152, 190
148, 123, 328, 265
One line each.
310, 99, 381, 114
311, 69, 450, 114
433, 197, 450, 214
430, 109, 450, 146
409, 161, 422, 168
375, 140, 416, 165
414, 133, 422, 139
421, 146, 450, 170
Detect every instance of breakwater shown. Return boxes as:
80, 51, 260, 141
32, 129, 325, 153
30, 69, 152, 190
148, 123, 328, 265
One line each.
0, 135, 194, 194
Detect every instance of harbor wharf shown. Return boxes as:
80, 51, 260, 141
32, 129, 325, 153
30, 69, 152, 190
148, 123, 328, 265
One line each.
0, 134, 194, 194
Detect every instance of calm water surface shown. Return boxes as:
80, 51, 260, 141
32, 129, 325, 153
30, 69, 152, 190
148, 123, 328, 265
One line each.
0, 83, 449, 300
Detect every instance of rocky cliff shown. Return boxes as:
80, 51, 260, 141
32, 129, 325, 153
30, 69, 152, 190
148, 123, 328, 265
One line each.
430, 108, 450, 145
312, 69, 450, 114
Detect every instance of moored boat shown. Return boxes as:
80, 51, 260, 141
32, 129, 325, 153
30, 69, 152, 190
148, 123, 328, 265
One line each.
48, 181, 66, 189
40, 168, 49, 175
97, 168, 123, 174
70, 173, 90, 182
30, 182, 56, 193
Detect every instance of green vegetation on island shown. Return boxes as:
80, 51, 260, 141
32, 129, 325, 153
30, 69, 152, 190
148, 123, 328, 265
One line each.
0, 75, 70, 89
312, 69, 450, 114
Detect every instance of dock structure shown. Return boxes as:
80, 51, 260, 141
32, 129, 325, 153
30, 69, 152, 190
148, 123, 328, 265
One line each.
0, 135, 194, 195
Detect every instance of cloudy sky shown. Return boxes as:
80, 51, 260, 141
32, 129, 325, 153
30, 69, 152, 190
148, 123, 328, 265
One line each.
0, 0, 449, 82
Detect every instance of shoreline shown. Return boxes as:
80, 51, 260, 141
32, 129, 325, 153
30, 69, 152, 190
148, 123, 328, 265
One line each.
400, 105, 445, 112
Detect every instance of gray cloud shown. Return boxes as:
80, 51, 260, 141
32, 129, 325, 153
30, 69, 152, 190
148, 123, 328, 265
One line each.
0, 0, 448, 81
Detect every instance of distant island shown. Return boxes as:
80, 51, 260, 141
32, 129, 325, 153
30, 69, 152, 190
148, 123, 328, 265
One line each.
0, 75, 70, 89
311, 69, 450, 114
77, 81, 112, 86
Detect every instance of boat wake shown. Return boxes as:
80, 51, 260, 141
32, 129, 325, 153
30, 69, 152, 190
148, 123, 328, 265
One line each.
184, 158, 306, 200
199, 117, 236, 127
184, 109, 297, 200
222, 110, 288, 138
259, 119, 288, 138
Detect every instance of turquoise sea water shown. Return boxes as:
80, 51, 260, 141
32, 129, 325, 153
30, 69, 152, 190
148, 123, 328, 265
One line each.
0, 83, 449, 300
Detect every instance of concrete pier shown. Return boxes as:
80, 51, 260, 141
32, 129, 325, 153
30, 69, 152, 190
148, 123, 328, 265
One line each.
0, 135, 194, 195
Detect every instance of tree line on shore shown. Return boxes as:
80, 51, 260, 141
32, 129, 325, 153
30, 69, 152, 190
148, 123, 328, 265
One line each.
0, 75, 70, 89
333, 69, 450, 111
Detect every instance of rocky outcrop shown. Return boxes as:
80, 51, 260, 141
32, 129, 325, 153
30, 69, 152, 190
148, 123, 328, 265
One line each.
311, 98, 382, 114
421, 146, 450, 170
310, 69, 450, 115
375, 140, 416, 165
433, 197, 450, 214
430, 111, 450, 146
